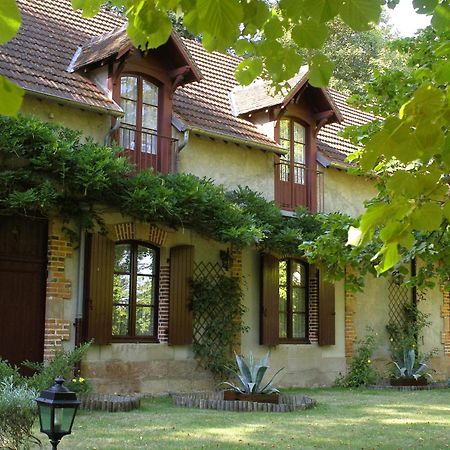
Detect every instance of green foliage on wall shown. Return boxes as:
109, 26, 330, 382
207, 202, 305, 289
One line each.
191, 274, 247, 378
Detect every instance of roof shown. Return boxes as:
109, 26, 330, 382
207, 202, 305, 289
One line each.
0, 0, 124, 114
230, 68, 309, 116
0, 0, 378, 164
69, 25, 203, 85
317, 89, 378, 166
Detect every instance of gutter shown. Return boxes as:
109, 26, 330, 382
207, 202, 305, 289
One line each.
74, 226, 86, 348
25, 89, 123, 117
187, 126, 287, 155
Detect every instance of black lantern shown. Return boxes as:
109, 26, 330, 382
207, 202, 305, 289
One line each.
35, 377, 80, 450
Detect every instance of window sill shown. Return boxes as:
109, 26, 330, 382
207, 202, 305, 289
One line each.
111, 337, 160, 344
278, 339, 310, 345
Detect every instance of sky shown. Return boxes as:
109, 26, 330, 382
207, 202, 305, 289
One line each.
386, 0, 432, 36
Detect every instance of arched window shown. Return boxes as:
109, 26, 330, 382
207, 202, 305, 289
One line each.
279, 119, 306, 184
119, 75, 159, 154
113, 241, 159, 340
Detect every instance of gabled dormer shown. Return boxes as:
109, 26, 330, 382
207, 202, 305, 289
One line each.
230, 70, 342, 212
69, 27, 202, 174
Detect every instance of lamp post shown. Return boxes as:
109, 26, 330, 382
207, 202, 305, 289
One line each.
35, 377, 80, 450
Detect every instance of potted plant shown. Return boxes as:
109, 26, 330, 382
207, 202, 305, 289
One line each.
390, 348, 433, 386
221, 352, 283, 403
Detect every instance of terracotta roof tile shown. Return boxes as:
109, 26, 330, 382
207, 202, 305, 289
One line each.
0, 0, 124, 113
0, 0, 378, 163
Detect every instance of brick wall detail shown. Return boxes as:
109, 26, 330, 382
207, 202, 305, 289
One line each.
44, 319, 71, 360
158, 265, 170, 343
44, 220, 73, 361
114, 222, 168, 247
441, 289, 450, 356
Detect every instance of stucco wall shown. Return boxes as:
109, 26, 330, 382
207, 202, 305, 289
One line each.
322, 167, 376, 217
178, 134, 275, 200
21, 95, 111, 143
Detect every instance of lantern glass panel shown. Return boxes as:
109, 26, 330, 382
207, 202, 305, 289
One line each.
38, 404, 52, 433
54, 406, 77, 434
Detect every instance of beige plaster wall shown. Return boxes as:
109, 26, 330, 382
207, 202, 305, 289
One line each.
240, 248, 347, 387
21, 95, 111, 143
322, 167, 376, 217
178, 134, 275, 200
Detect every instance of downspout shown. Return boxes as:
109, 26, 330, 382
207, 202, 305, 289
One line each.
173, 129, 190, 172
74, 226, 86, 349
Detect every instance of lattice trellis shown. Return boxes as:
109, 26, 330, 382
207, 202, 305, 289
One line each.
388, 278, 413, 329
191, 261, 242, 377
193, 261, 227, 345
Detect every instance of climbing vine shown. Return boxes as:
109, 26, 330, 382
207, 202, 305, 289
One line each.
1, 114, 440, 291
191, 273, 247, 379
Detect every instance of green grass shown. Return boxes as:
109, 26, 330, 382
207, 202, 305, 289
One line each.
35, 388, 450, 450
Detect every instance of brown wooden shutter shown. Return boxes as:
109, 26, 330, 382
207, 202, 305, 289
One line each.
318, 268, 335, 346
86, 233, 115, 345
260, 253, 279, 346
168, 245, 194, 345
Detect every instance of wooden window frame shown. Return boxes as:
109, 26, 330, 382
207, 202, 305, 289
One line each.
279, 258, 310, 344
112, 240, 160, 343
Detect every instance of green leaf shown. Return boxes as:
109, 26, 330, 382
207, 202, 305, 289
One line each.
301, 0, 341, 22
0, 75, 24, 116
0, 0, 21, 43
308, 54, 334, 87
431, 3, 450, 33
339, 0, 381, 31
127, 8, 172, 49
292, 20, 329, 49
264, 16, 284, 40
235, 58, 263, 86
412, 0, 438, 15
410, 202, 443, 232
443, 201, 450, 222
242, 0, 270, 29
196, 0, 243, 49
386, 171, 421, 197
71, 0, 103, 17
375, 242, 399, 275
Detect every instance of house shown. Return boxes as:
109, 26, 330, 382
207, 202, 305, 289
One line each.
0, 0, 448, 393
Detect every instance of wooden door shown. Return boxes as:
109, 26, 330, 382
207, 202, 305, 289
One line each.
0, 216, 47, 372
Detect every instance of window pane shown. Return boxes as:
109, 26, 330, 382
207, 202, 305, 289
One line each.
121, 76, 138, 100
280, 120, 290, 140
143, 80, 158, 105
142, 104, 158, 131
136, 276, 154, 306
293, 142, 305, 164
292, 287, 306, 313
122, 99, 137, 126
136, 306, 154, 336
279, 261, 287, 285
113, 274, 130, 304
137, 246, 154, 275
291, 262, 306, 287
279, 312, 287, 338
115, 244, 131, 272
141, 130, 158, 155
292, 313, 306, 339
112, 305, 129, 335
294, 123, 305, 144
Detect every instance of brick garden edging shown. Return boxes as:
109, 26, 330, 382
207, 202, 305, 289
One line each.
171, 392, 316, 413
79, 393, 141, 412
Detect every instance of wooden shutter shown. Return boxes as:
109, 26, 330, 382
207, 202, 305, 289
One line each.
318, 268, 335, 346
168, 245, 194, 345
260, 253, 279, 346
86, 233, 115, 345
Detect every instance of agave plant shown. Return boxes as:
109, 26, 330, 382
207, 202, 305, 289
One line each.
392, 348, 433, 381
221, 352, 283, 394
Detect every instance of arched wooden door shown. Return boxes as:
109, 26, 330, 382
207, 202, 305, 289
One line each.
0, 216, 47, 372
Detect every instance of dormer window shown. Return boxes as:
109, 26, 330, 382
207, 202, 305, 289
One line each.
119, 75, 159, 155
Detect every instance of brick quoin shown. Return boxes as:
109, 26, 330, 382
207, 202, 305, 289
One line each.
158, 265, 170, 342
44, 219, 73, 361
441, 289, 450, 356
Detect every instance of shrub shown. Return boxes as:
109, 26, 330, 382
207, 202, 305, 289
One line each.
0, 377, 40, 450
336, 331, 379, 387
0, 359, 23, 387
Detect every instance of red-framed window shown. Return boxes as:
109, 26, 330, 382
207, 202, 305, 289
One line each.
279, 119, 306, 184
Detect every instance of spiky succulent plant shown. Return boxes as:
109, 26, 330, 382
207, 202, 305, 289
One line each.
221, 352, 283, 394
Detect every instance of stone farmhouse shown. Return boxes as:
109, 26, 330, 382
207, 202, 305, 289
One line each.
0, 0, 448, 393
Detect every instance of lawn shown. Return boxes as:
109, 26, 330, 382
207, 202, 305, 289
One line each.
37, 388, 449, 450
